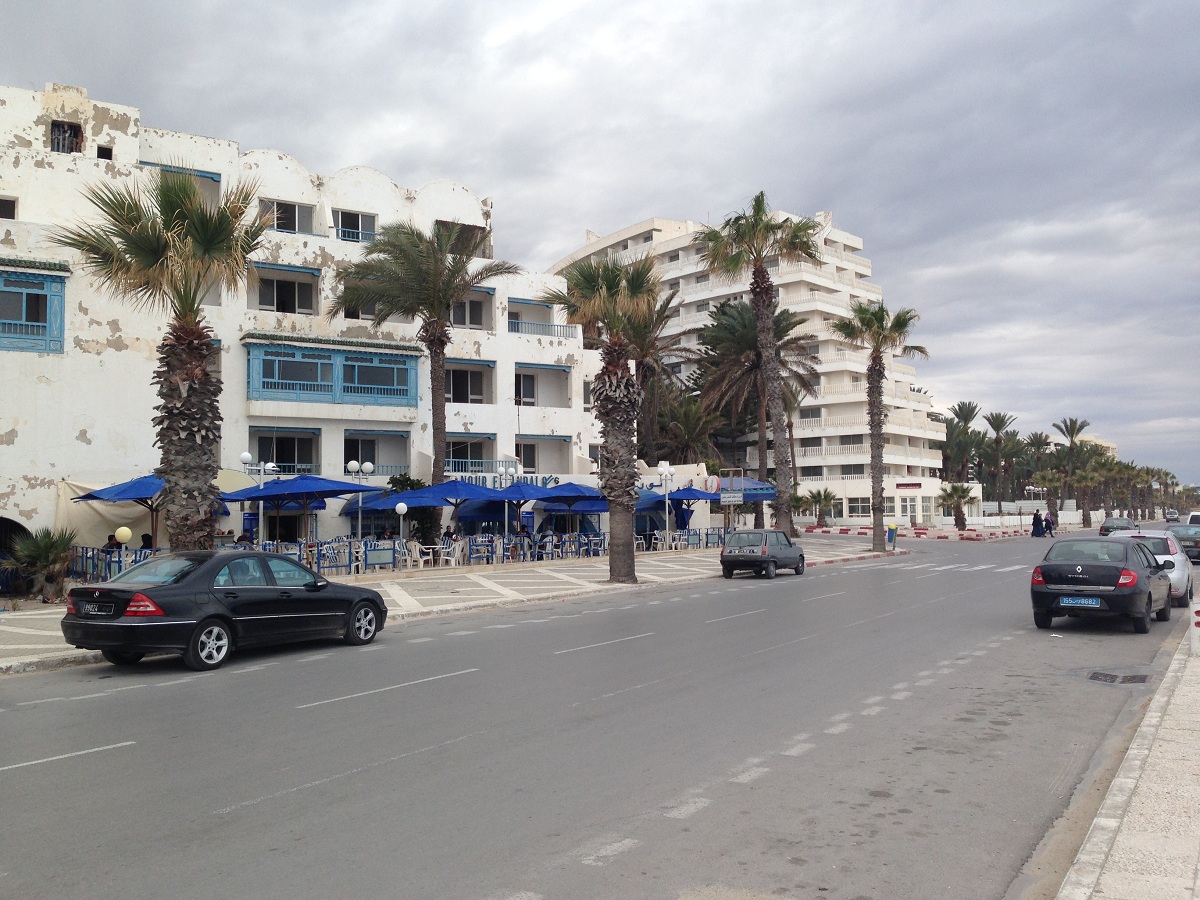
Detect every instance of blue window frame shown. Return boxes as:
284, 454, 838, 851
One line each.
0, 271, 65, 353
247, 343, 417, 407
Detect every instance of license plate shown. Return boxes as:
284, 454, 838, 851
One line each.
1060, 596, 1101, 608
740, 548, 759, 555
82, 601, 114, 615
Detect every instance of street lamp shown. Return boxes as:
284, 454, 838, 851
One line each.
346, 460, 375, 539
657, 463, 676, 546
501, 465, 518, 559
240, 451, 278, 546
394, 501, 408, 542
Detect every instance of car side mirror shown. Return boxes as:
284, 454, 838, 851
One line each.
1161, 559, 1175, 571
306, 577, 329, 591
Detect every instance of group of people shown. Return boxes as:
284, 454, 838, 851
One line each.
1031, 510, 1056, 538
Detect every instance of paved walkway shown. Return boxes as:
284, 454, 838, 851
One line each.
3, 532, 1196, 898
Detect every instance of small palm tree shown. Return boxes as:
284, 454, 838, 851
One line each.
831, 301, 928, 552
52, 168, 266, 549
982, 412, 1017, 513
937, 484, 974, 531
657, 390, 723, 465
805, 488, 839, 527
328, 221, 521, 485
1053, 416, 1091, 501
1, 527, 77, 601
695, 191, 823, 536
546, 256, 664, 583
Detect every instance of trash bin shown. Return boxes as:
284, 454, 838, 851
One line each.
885, 524, 898, 549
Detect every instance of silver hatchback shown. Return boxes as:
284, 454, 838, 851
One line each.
720, 529, 805, 579
1124, 530, 1194, 606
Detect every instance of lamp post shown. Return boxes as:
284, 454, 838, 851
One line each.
346, 460, 375, 539
501, 465, 518, 560
239, 451, 278, 546
657, 463, 676, 547
394, 501, 408, 540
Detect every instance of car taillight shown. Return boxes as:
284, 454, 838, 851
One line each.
124, 593, 165, 617
1118, 569, 1138, 587
65, 597, 75, 613
1031, 567, 1045, 585
761, 545, 768, 555
1168, 538, 1179, 554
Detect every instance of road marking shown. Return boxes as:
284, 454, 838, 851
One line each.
863, 695, 884, 704
972, 650, 988, 656
996, 565, 1027, 572
892, 682, 910, 690
485, 624, 518, 629
963, 564, 996, 571
937, 668, 953, 674
17, 697, 64, 706
891, 691, 913, 700
520, 619, 552, 624
829, 712, 853, 722
407, 637, 434, 643
581, 838, 640, 865
664, 797, 711, 819
825, 722, 852, 735
446, 630, 477, 636
803, 591, 846, 602
158, 673, 213, 685
705, 609, 765, 624
861, 706, 885, 716
783, 740, 815, 757
647, 600, 661, 605
933, 564, 964, 570
571, 679, 664, 707
731, 766, 770, 784
231, 662, 280, 673
294, 653, 332, 662
296, 668, 478, 708
0, 741, 136, 772
379, 582, 423, 611
464, 572, 525, 599
554, 633, 654, 655
915, 678, 936, 686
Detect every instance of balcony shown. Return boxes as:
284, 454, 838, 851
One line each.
508, 320, 578, 339
336, 227, 377, 243
445, 458, 507, 475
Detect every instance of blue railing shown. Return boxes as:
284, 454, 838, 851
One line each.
337, 228, 377, 243
508, 320, 577, 339
445, 459, 505, 474
0, 321, 49, 337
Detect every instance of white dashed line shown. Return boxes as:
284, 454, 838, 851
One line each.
892, 682, 910, 690
581, 838, 640, 866
825, 722, 852, 735
554, 633, 654, 655
296, 668, 479, 708
731, 767, 770, 784
664, 798, 711, 819
861, 706, 885, 716
863, 695, 884, 704
407, 637, 434, 643
0, 741, 136, 772
891, 691, 912, 700
705, 609, 765, 624
915, 678, 936, 686
446, 630, 477, 636
996, 565, 1027, 572
829, 712, 853, 723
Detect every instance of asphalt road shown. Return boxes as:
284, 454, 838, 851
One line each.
1, 535, 1182, 899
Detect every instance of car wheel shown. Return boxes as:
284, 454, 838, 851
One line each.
1033, 610, 1053, 629
1133, 596, 1152, 634
345, 601, 379, 645
184, 618, 233, 670
1156, 596, 1172, 622
722, 566, 733, 579
765, 561, 777, 579
795, 558, 805, 575
101, 649, 145, 666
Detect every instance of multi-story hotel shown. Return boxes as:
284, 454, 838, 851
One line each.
0, 83, 601, 546
552, 213, 948, 523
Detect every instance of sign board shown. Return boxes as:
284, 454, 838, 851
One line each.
895, 482, 922, 490
720, 491, 744, 506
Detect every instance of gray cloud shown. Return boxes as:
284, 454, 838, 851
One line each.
3, 0, 1196, 481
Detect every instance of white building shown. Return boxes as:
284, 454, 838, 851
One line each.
0, 83, 601, 546
552, 213, 947, 523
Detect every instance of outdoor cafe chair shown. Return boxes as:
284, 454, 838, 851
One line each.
534, 534, 558, 561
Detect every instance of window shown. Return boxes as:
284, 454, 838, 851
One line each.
260, 200, 315, 234
265, 557, 313, 587
447, 440, 485, 462
0, 271, 65, 353
696, 300, 709, 313
1, 199, 16, 220
344, 437, 376, 467
446, 369, 485, 404
583, 380, 592, 410
883, 497, 896, 516
668, 280, 680, 292
50, 121, 83, 154
515, 373, 536, 406
96, 146, 113, 161
333, 209, 376, 243
841, 464, 865, 476
258, 277, 316, 315
451, 296, 485, 328
798, 408, 822, 420
257, 434, 318, 474
900, 497, 918, 518
847, 498, 870, 516
588, 444, 601, 466
800, 437, 822, 448
342, 298, 376, 320
694, 274, 709, 285
516, 442, 537, 472
667, 252, 679, 263
838, 434, 864, 446
800, 466, 823, 477
667, 362, 683, 376
247, 344, 417, 406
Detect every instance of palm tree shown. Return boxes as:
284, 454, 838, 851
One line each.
51, 168, 266, 550
982, 412, 1017, 513
545, 256, 663, 583
697, 299, 817, 527
831, 301, 929, 552
1053, 416, 1091, 500
804, 488, 839, 527
949, 400, 981, 429
937, 483, 975, 531
695, 191, 822, 536
657, 389, 723, 465
328, 221, 521, 485
1, 527, 77, 602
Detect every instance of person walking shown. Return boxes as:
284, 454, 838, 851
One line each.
1043, 511, 1055, 537
1032, 510, 1045, 538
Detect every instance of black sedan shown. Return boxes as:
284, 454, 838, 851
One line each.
1030, 537, 1174, 633
1098, 516, 1135, 536
62, 551, 387, 670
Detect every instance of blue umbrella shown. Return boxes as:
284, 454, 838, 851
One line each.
340, 490, 450, 514
401, 479, 504, 527
224, 474, 375, 541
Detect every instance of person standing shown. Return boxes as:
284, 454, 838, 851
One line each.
1032, 510, 1045, 538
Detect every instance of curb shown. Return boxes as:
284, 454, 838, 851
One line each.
0, 549, 910, 674
1054, 629, 1191, 899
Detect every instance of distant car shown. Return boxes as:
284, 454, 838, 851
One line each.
1188, 512, 1200, 526
1125, 530, 1194, 606
1098, 517, 1135, 536
1165, 509, 1180, 523
1166, 524, 1200, 563
720, 529, 805, 579
1030, 536, 1174, 633
62, 551, 387, 670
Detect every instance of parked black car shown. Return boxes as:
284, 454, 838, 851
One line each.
62, 551, 387, 670
1098, 516, 1135, 536
720, 529, 805, 579
1030, 537, 1174, 633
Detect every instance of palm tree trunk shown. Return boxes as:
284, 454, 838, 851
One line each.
594, 343, 643, 584
750, 265, 794, 534
754, 388, 768, 529
427, 338, 449, 485
867, 349, 886, 552
155, 322, 222, 551
994, 436, 1004, 515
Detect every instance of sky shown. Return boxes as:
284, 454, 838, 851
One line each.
4, 0, 1198, 483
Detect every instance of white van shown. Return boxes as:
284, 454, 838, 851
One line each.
1188, 511, 1200, 526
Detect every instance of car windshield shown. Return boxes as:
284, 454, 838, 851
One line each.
1103, 518, 1132, 527
1168, 525, 1200, 537
107, 556, 200, 585
725, 532, 764, 548
1045, 540, 1127, 563
1130, 536, 1171, 555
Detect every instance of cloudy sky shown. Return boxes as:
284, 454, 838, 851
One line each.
5, 1, 1197, 483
